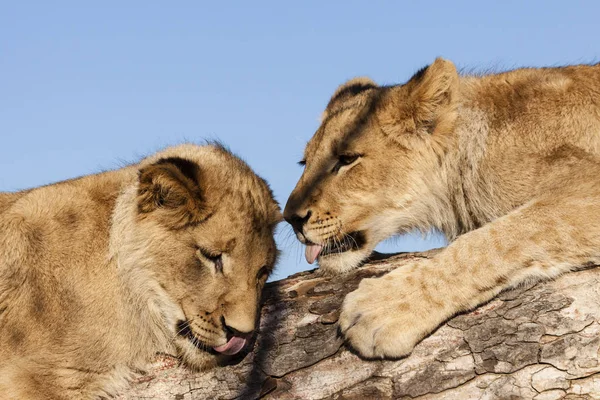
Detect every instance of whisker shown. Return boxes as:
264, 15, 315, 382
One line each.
345, 233, 359, 251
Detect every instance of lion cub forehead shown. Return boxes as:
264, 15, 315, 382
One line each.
305, 80, 383, 162
306, 107, 369, 161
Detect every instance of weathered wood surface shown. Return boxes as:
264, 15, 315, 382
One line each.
116, 252, 600, 400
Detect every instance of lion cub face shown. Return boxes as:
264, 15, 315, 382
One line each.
285, 59, 459, 272
133, 145, 281, 369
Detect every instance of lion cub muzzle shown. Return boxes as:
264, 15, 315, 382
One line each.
177, 318, 253, 356
284, 206, 366, 265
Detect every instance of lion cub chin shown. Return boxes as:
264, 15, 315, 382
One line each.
0, 144, 281, 399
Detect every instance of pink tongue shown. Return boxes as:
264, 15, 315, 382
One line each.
305, 244, 323, 264
213, 336, 247, 356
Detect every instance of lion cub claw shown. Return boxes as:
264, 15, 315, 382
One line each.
339, 262, 452, 359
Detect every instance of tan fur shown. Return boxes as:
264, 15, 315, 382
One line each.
0, 144, 281, 399
284, 58, 600, 358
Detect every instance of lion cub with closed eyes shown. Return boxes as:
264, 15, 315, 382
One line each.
0, 144, 280, 399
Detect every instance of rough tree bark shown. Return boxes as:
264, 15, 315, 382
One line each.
116, 251, 600, 400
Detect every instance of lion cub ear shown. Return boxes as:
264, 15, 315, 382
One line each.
380, 57, 459, 138
137, 157, 211, 229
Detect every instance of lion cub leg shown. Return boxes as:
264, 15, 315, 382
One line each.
339, 175, 600, 359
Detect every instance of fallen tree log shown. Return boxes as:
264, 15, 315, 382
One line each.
116, 251, 600, 399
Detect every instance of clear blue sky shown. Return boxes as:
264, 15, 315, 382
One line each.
1, 1, 597, 280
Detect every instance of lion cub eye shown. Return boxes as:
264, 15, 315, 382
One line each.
333, 154, 360, 173
197, 248, 223, 274
257, 266, 269, 281
209, 254, 223, 273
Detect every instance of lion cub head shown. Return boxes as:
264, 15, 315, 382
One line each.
117, 144, 281, 369
284, 58, 459, 273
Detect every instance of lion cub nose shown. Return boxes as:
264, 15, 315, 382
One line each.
284, 210, 312, 234
222, 317, 254, 337
224, 323, 253, 337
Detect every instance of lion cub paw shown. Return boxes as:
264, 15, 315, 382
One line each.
339, 266, 452, 359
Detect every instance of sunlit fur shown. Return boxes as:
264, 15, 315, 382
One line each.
286, 58, 600, 358
0, 144, 281, 399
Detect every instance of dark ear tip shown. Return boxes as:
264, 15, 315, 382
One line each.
328, 77, 377, 106
154, 157, 201, 185
135, 157, 208, 228
333, 77, 377, 96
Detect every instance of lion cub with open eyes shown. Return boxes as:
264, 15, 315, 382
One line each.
285, 58, 600, 359
0, 144, 281, 399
